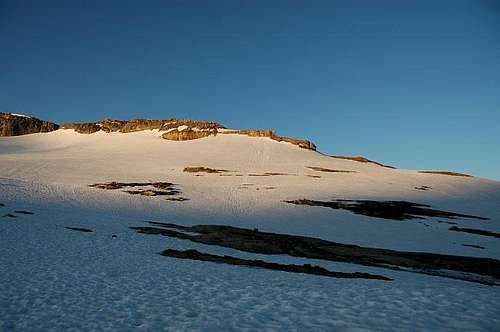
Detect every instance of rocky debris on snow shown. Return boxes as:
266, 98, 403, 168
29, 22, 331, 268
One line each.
89, 182, 151, 190
89, 181, 182, 198
14, 210, 34, 215
415, 186, 432, 191
331, 155, 396, 169
162, 249, 392, 281
0, 113, 59, 136
449, 226, 500, 239
306, 174, 322, 178
307, 166, 357, 173
125, 189, 181, 196
284, 199, 488, 221
65, 227, 93, 233
131, 222, 500, 285
89, 181, 174, 190
183, 167, 231, 174
2, 213, 16, 218
248, 172, 294, 177
165, 197, 190, 201
419, 171, 472, 177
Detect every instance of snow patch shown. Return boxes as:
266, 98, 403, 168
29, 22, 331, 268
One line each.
8, 113, 32, 118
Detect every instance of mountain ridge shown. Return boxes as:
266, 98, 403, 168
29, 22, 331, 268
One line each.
0, 112, 59, 136
1, 113, 317, 151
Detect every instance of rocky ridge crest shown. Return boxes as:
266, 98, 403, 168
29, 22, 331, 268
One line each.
2, 114, 316, 151
0, 113, 59, 136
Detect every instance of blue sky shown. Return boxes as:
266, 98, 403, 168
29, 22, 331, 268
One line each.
1, 0, 499, 179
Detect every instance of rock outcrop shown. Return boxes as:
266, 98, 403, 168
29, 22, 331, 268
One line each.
132, 222, 500, 285
332, 156, 396, 169
162, 128, 216, 141
62, 118, 316, 149
0, 113, 59, 136
222, 129, 316, 150
62, 118, 224, 134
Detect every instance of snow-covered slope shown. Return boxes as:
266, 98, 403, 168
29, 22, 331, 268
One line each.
1, 129, 499, 331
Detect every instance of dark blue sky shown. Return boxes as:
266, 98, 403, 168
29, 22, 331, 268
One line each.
1, 0, 499, 179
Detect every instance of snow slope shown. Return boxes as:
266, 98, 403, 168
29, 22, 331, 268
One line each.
1, 129, 499, 331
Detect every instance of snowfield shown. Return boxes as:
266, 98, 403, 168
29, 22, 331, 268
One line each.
1, 129, 499, 331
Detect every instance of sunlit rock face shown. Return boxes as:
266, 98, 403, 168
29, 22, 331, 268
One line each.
62, 118, 224, 134
0, 113, 59, 136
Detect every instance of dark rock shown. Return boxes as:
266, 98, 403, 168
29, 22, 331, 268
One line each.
462, 244, 485, 249
14, 210, 34, 215
415, 186, 432, 191
89, 181, 182, 198
166, 197, 189, 201
132, 223, 500, 285
0, 113, 59, 136
307, 166, 357, 173
89, 181, 175, 190
331, 156, 396, 169
183, 167, 230, 174
248, 172, 294, 177
162, 249, 391, 281
124, 189, 180, 196
89, 181, 158, 190
65, 227, 93, 233
450, 226, 500, 239
2, 213, 16, 218
284, 199, 488, 221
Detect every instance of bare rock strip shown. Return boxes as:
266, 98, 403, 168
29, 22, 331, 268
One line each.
307, 166, 356, 173
131, 222, 500, 285
331, 155, 396, 169
183, 167, 231, 174
419, 171, 472, 177
284, 199, 488, 221
162, 249, 391, 281
65, 227, 93, 233
89, 181, 184, 198
449, 226, 500, 239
